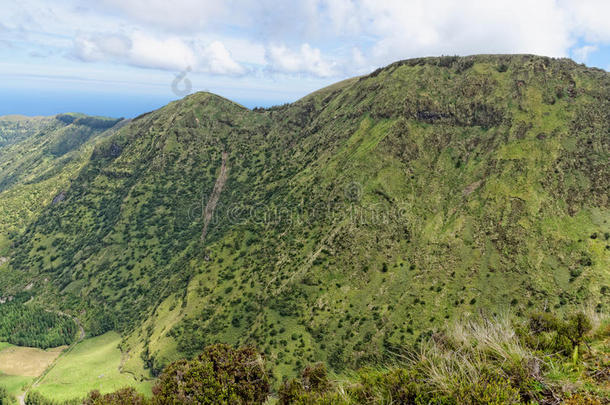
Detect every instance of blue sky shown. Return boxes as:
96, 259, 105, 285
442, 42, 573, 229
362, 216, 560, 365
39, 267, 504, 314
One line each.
1, 0, 609, 118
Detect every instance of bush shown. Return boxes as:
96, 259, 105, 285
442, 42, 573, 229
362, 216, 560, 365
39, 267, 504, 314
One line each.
278, 379, 306, 405
524, 311, 592, 355
24, 391, 79, 405
301, 363, 331, 393
152, 344, 269, 404
454, 374, 521, 405
350, 368, 431, 404
279, 363, 333, 405
563, 392, 604, 405
84, 388, 148, 405
43, 310, 608, 404
0, 386, 13, 405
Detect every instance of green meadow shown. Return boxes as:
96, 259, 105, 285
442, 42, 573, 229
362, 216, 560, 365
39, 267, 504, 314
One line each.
32, 332, 152, 402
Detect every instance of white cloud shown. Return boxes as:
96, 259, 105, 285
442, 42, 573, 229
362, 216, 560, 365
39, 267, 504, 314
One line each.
130, 33, 198, 71
2, 0, 610, 82
562, 0, 610, 43
73, 31, 245, 75
572, 45, 598, 63
353, 0, 572, 66
266, 43, 337, 77
218, 38, 266, 65
197, 41, 247, 75
351, 47, 365, 67
98, 0, 232, 32
74, 32, 196, 71
74, 34, 132, 63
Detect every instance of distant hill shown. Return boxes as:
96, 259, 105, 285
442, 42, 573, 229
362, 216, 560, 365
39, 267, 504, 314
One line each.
0, 113, 124, 254
0, 55, 607, 381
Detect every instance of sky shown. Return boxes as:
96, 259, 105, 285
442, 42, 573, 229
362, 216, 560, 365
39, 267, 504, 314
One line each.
1, 0, 609, 118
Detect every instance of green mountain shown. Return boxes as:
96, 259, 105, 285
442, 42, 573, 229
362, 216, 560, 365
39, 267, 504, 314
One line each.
0, 55, 608, 382
0, 113, 124, 253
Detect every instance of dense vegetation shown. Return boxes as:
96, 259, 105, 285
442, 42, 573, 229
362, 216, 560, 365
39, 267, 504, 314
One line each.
0, 112, 122, 254
0, 116, 55, 149
0, 300, 77, 348
0, 55, 608, 385
277, 310, 609, 404
22, 310, 610, 404
0, 112, 120, 350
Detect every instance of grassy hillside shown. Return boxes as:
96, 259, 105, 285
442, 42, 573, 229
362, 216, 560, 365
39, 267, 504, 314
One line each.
0, 115, 54, 149
0, 113, 123, 254
0, 342, 63, 402
0, 55, 608, 385
0, 333, 151, 403
33, 332, 152, 402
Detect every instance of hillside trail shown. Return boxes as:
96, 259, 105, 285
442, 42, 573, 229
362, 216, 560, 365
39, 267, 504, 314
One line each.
266, 221, 345, 297
201, 151, 229, 241
17, 313, 85, 405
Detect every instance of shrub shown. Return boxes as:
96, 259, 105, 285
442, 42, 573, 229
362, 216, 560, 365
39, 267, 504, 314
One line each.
524, 312, 592, 356
279, 363, 333, 405
350, 368, 432, 404
301, 363, 331, 393
278, 379, 305, 405
563, 312, 593, 349
562, 393, 604, 405
24, 391, 74, 405
0, 386, 13, 405
152, 344, 269, 404
454, 374, 521, 405
84, 388, 149, 405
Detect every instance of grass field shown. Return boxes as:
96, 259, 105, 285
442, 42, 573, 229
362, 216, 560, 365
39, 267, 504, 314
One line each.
0, 344, 65, 376
0, 342, 63, 400
33, 331, 153, 402
0, 373, 33, 398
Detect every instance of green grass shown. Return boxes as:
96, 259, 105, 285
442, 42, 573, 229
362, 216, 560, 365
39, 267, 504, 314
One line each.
33, 332, 152, 402
0, 373, 33, 399
275, 311, 610, 404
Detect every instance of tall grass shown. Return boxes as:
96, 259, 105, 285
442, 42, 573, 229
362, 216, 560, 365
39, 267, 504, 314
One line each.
410, 314, 529, 403
290, 311, 609, 404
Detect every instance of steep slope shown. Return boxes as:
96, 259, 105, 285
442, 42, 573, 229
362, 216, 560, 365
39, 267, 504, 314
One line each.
0, 115, 54, 149
0, 55, 608, 382
0, 113, 123, 259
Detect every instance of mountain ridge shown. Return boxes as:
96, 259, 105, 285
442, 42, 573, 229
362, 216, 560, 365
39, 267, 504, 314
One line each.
0, 54, 607, 382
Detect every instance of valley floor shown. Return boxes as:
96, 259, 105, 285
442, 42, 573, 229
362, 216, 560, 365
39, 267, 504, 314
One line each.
0, 332, 151, 403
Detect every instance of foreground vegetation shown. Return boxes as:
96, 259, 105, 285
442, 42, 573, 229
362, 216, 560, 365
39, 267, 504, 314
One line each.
276, 310, 609, 404
17, 310, 609, 404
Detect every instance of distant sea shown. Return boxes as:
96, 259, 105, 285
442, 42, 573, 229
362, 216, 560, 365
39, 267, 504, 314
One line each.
0, 88, 279, 118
